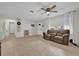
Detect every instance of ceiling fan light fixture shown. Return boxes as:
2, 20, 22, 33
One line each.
47, 12, 50, 14
47, 12, 50, 15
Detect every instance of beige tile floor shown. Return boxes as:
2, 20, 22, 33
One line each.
0, 35, 79, 56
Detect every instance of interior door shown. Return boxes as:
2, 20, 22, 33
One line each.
9, 22, 15, 34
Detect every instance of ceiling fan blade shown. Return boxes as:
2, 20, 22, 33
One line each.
37, 9, 42, 12
50, 5, 56, 9
41, 8, 46, 11
30, 10, 34, 13
50, 11, 58, 13
40, 12, 47, 15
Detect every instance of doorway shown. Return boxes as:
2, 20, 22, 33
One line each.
9, 22, 15, 34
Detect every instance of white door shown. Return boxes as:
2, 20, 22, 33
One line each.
9, 22, 15, 34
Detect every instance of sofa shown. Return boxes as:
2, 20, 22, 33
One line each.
43, 29, 70, 45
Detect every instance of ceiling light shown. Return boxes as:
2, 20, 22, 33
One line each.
47, 12, 50, 14
47, 12, 50, 16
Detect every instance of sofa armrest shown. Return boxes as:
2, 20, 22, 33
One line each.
43, 32, 50, 38
43, 32, 46, 39
63, 34, 69, 45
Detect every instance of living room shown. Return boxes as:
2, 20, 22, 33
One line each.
0, 2, 79, 56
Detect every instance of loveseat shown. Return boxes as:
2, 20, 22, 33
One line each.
43, 29, 70, 45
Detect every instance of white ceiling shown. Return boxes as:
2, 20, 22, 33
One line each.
0, 2, 79, 22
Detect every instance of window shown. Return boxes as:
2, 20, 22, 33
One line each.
64, 25, 70, 29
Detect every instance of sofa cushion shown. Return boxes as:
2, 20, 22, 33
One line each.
54, 36, 63, 40
47, 34, 51, 36
47, 30, 54, 34
57, 33, 62, 36
49, 33, 56, 36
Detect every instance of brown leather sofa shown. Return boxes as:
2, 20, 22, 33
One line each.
43, 29, 70, 45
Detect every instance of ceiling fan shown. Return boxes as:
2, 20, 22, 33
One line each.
30, 5, 58, 16
40, 5, 58, 16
